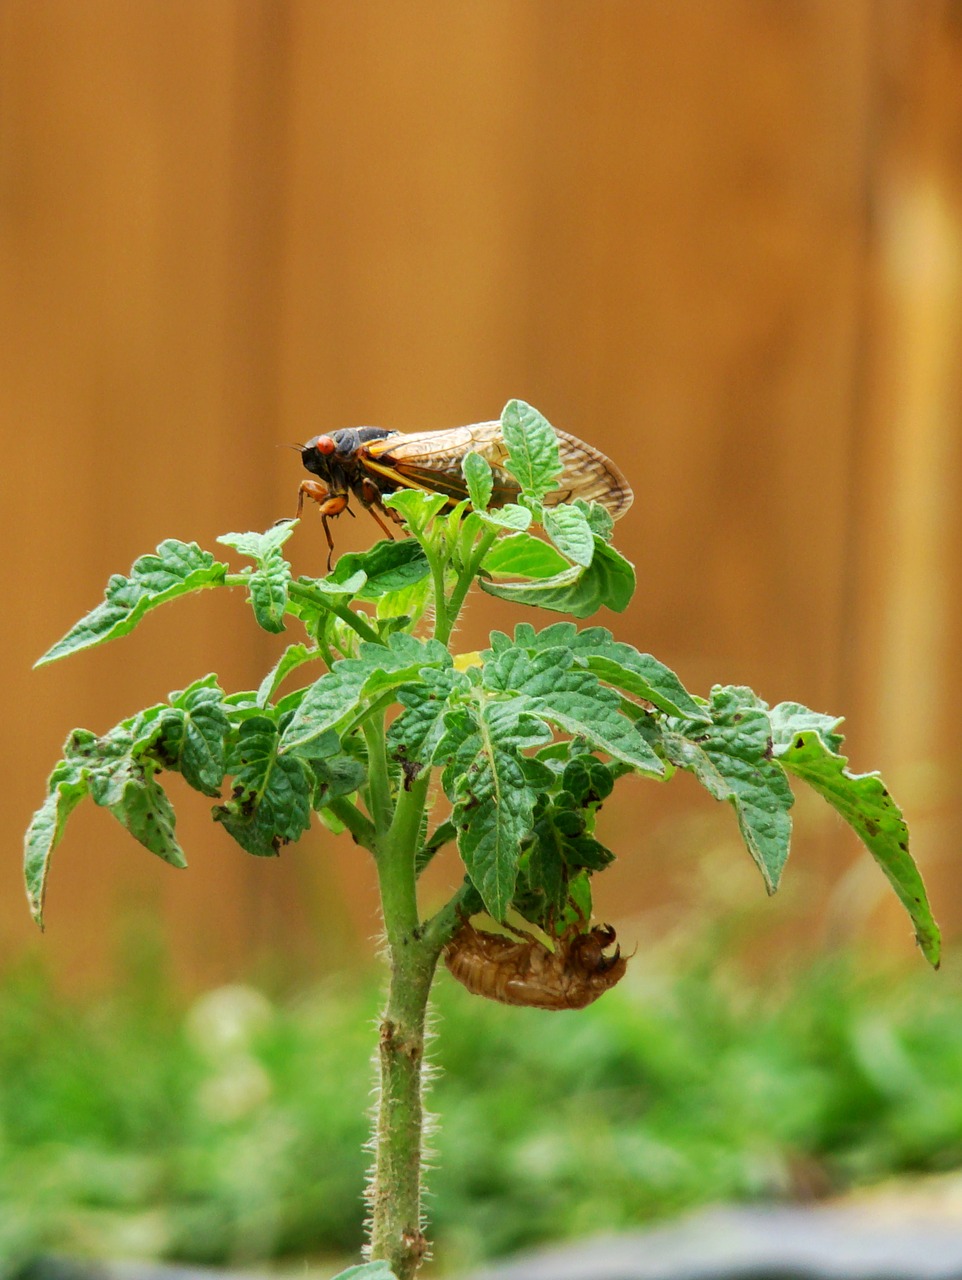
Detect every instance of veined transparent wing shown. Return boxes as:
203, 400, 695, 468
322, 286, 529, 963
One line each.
364, 420, 633, 517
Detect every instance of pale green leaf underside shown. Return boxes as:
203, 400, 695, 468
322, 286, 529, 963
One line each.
462, 449, 494, 511
543, 504, 595, 568
776, 729, 941, 967
769, 701, 845, 755
218, 528, 293, 634
500, 398, 563, 501
480, 537, 634, 617
482, 532, 570, 580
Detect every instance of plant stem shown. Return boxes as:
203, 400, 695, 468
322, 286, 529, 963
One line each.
366, 518, 495, 1275
434, 527, 498, 647
369, 771, 441, 1279
428, 549, 451, 647
287, 581, 381, 645
325, 795, 377, 854
369, 932, 439, 1279
364, 717, 394, 838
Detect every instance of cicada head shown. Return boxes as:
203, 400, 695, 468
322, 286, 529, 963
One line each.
568, 924, 623, 975
301, 428, 397, 482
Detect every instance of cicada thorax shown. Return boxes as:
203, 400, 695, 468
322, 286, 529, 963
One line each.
296, 427, 403, 566
300, 427, 400, 503
443, 919, 629, 1010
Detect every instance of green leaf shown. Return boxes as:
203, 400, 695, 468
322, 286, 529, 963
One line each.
578, 498, 615, 541
143, 677, 229, 796
375, 574, 432, 623
463, 449, 494, 511
218, 524, 295, 560
504, 622, 706, 720
500, 399, 562, 500
438, 698, 552, 918
37, 541, 228, 666
387, 668, 471, 765
328, 539, 431, 600
59, 723, 189, 868
281, 634, 450, 754
482, 532, 570, 580
480, 536, 634, 617
214, 716, 313, 857
113, 772, 185, 866
775, 729, 941, 967
662, 686, 795, 893
483, 647, 663, 774
330, 1263, 399, 1280
256, 644, 321, 707
562, 755, 615, 804
24, 763, 90, 928
475, 503, 533, 533
218, 527, 293, 634
543, 504, 595, 568
769, 701, 845, 755
383, 488, 449, 532
310, 753, 368, 806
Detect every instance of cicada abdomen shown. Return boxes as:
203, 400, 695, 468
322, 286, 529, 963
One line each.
443, 920, 629, 1010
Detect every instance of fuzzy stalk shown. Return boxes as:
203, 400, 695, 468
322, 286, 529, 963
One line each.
368, 934, 439, 1278
368, 768, 443, 1278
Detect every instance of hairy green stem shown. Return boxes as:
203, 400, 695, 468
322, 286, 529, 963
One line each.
324, 795, 377, 854
363, 717, 394, 838
366, 521, 491, 1275
368, 927, 440, 1279
286, 581, 381, 645
435, 527, 498, 646
368, 753, 442, 1279
428, 550, 452, 647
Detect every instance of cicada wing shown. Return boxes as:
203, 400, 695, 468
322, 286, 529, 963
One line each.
365, 420, 633, 518
363, 422, 520, 504
546, 427, 634, 518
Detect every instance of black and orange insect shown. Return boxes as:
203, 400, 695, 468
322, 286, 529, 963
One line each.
443, 918, 630, 1010
292, 420, 633, 566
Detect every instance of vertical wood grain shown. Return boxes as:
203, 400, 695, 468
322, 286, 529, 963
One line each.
2, 1, 958, 984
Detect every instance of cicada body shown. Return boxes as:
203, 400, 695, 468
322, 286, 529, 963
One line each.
293, 419, 633, 565
443, 919, 629, 1010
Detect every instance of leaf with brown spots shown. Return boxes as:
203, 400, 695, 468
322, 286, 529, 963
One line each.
773, 727, 940, 968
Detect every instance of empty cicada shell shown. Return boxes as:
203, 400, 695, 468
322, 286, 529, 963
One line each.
443, 919, 629, 1010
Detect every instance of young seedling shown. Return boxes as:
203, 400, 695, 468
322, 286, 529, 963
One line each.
25, 400, 940, 1280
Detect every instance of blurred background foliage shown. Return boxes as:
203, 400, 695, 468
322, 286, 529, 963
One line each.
1, 928, 961, 1277
3, 2, 962, 1274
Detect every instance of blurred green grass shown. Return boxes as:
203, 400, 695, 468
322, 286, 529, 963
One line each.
1, 941, 960, 1276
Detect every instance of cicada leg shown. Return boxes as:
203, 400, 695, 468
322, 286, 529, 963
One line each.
296, 480, 351, 570
357, 476, 400, 542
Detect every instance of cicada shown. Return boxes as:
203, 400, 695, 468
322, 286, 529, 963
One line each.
443, 919, 629, 1010
292, 420, 633, 565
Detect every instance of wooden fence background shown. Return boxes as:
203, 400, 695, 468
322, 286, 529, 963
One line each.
2, 1, 960, 988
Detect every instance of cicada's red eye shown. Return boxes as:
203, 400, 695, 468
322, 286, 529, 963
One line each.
312, 435, 337, 456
